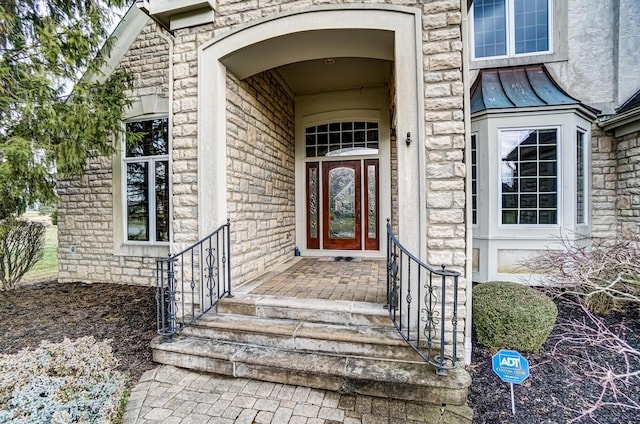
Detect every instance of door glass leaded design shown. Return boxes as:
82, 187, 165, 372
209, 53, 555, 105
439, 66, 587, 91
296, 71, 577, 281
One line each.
328, 167, 356, 239
305, 122, 379, 157
367, 165, 376, 238
306, 163, 320, 249
471, 134, 478, 225
364, 159, 379, 250
322, 161, 362, 250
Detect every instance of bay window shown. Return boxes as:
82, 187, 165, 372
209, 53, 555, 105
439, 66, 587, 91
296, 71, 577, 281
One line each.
500, 129, 557, 225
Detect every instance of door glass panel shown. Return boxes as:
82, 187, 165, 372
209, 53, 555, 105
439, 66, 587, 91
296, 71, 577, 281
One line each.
367, 165, 376, 239
309, 167, 319, 238
328, 167, 356, 239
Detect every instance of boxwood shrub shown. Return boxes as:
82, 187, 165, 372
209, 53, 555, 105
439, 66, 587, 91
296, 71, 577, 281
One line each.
473, 281, 558, 353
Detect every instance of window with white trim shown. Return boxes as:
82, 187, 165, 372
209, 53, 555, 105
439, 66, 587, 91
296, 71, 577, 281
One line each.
500, 128, 557, 225
124, 118, 170, 243
576, 129, 586, 224
472, 0, 552, 59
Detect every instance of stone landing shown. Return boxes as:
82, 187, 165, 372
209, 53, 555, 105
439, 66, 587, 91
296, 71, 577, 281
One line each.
151, 294, 471, 417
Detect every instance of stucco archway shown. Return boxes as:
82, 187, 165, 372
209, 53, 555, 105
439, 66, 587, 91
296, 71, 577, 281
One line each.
198, 6, 426, 260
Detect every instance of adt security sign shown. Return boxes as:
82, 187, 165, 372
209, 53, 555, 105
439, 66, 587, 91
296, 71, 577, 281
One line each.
492, 350, 529, 384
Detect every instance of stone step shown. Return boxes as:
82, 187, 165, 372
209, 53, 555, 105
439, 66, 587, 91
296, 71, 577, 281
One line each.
180, 313, 421, 361
151, 334, 471, 405
216, 294, 390, 326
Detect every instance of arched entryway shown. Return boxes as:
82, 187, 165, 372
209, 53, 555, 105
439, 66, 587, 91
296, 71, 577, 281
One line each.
198, 6, 426, 272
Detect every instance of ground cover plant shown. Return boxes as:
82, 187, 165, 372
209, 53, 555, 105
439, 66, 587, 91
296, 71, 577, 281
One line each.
0, 337, 126, 423
0, 281, 156, 422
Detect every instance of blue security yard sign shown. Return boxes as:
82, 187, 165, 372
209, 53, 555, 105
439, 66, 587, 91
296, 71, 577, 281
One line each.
492, 350, 530, 415
492, 350, 530, 384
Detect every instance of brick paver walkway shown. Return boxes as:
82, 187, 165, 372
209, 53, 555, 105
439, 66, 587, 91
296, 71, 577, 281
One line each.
124, 365, 472, 424
246, 258, 387, 304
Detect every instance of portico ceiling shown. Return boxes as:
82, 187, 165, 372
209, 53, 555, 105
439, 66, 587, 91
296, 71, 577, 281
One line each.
219, 29, 394, 95
275, 57, 392, 95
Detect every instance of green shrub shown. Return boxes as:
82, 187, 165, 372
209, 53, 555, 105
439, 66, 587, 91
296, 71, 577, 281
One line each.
473, 281, 558, 353
0, 219, 45, 290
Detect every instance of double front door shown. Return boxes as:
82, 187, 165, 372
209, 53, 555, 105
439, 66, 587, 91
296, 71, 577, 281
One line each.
306, 159, 379, 251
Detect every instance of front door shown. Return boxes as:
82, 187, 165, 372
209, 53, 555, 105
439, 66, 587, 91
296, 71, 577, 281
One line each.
306, 159, 379, 251
323, 161, 361, 249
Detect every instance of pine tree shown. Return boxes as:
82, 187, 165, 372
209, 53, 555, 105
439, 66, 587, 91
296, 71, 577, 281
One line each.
0, 0, 133, 221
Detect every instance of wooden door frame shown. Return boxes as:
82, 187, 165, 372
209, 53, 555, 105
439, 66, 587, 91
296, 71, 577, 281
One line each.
322, 160, 362, 250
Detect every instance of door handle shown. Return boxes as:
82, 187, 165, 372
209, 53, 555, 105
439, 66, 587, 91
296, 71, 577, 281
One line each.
357, 209, 361, 221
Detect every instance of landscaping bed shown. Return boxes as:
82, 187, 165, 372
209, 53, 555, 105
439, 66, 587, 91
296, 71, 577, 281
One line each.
468, 300, 640, 423
0, 282, 638, 423
0, 281, 157, 388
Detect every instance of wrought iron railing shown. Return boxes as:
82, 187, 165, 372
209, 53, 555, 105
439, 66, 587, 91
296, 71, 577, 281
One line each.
386, 220, 460, 376
156, 220, 231, 338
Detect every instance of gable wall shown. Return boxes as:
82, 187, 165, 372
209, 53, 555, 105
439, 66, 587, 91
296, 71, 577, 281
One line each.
57, 20, 170, 285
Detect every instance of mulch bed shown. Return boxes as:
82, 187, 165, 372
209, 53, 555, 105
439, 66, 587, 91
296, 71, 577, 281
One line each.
0, 281, 157, 388
0, 281, 638, 423
468, 300, 640, 423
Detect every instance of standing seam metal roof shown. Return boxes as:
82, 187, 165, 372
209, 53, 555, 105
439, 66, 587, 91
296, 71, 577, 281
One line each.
470, 65, 593, 114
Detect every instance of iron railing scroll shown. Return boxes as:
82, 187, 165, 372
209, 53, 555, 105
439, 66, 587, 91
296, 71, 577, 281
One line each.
386, 220, 460, 376
156, 220, 231, 338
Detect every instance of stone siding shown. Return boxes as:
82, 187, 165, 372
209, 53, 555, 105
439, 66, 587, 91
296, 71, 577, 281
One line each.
226, 71, 296, 284
616, 130, 640, 245
57, 20, 169, 286
590, 125, 618, 241
58, 159, 160, 285
421, 1, 466, 272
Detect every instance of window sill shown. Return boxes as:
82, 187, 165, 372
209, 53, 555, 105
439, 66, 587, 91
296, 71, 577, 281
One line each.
115, 243, 170, 258
470, 52, 567, 71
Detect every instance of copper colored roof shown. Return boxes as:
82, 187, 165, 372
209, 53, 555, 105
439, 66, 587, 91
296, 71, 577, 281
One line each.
470, 65, 593, 114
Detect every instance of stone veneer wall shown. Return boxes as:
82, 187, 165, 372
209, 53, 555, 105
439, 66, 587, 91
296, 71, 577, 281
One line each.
616, 130, 640, 244
421, 2, 466, 273
226, 71, 296, 284
57, 21, 169, 285
170, 1, 466, 264
59, 0, 467, 325
590, 125, 619, 241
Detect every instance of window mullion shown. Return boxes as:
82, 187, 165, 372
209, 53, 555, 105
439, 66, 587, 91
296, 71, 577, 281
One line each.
149, 159, 157, 243
507, 0, 514, 57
